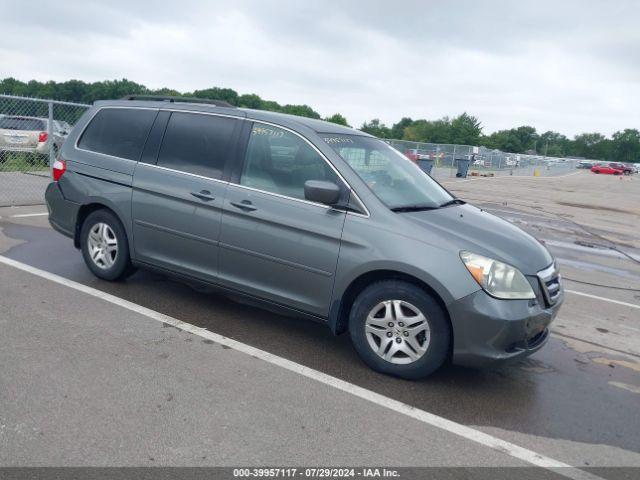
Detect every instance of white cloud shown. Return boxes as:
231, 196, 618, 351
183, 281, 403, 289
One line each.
0, 0, 637, 136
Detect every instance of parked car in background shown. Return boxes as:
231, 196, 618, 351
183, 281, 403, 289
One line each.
0, 115, 68, 164
473, 158, 491, 167
403, 148, 431, 162
591, 164, 623, 175
54, 120, 73, 137
576, 160, 594, 169
608, 162, 634, 175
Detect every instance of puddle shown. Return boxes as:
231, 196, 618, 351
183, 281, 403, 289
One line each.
518, 357, 555, 373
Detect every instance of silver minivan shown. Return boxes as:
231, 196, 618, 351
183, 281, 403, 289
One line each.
45, 96, 563, 379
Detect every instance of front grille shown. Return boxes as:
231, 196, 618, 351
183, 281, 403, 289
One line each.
537, 263, 562, 307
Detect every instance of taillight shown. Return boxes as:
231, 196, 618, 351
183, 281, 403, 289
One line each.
52, 158, 66, 181
38, 131, 48, 143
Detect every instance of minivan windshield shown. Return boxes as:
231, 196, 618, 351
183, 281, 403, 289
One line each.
321, 134, 454, 211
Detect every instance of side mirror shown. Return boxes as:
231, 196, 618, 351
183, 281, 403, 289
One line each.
304, 180, 341, 206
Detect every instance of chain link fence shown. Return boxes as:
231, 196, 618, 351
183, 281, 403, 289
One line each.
0, 94, 89, 206
386, 139, 577, 179
1, 94, 579, 207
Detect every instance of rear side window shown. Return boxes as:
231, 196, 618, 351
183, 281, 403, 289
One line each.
0, 117, 46, 131
78, 108, 157, 161
156, 112, 237, 179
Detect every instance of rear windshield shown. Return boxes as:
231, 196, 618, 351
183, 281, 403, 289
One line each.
0, 117, 46, 131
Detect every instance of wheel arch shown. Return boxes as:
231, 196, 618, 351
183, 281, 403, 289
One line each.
74, 201, 129, 250
329, 269, 453, 351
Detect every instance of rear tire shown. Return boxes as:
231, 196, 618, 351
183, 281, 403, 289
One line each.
348, 280, 450, 379
80, 209, 135, 281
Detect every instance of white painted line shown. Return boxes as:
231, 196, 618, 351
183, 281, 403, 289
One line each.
440, 177, 479, 184
0, 255, 601, 480
10, 212, 48, 218
566, 289, 640, 310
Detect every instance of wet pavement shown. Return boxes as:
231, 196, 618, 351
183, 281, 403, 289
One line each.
1, 170, 639, 473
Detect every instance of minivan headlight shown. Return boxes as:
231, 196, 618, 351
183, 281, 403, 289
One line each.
460, 251, 535, 300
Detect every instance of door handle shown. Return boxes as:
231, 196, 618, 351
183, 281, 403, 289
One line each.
191, 190, 215, 202
230, 200, 257, 212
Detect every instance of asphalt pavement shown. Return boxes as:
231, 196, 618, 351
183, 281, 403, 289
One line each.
0, 170, 639, 478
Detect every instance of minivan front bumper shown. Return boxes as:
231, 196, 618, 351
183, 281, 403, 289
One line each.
448, 288, 563, 367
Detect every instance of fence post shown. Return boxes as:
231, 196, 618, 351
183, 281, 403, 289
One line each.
48, 101, 54, 168
452, 145, 456, 177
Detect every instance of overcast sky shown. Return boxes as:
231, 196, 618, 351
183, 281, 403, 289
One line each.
1, 0, 638, 137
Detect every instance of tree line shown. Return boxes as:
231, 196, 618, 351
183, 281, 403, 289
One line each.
1, 77, 637, 162
360, 115, 639, 163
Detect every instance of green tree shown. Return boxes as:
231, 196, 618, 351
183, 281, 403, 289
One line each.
0, 77, 322, 120
280, 104, 321, 119
481, 126, 538, 153
324, 113, 350, 127
482, 130, 522, 152
193, 87, 240, 105
538, 131, 570, 156
513, 126, 538, 152
611, 129, 640, 163
390, 117, 414, 139
403, 118, 452, 143
360, 119, 391, 138
237, 93, 262, 108
449, 113, 482, 145
572, 133, 607, 159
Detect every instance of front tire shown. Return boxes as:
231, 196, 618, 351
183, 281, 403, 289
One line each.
80, 209, 134, 281
348, 281, 450, 379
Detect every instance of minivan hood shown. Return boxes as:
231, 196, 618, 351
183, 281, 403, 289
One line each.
402, 204, 553, 275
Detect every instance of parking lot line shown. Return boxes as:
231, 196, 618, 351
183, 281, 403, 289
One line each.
0, 254, 604, 480
9, 212, 48, 218
566, 289, 640, 310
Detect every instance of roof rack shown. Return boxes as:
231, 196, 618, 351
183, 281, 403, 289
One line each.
121, 95, 235, 108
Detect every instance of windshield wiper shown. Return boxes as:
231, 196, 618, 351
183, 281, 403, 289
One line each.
439, 198, 466, 208
390, 204, 439, 212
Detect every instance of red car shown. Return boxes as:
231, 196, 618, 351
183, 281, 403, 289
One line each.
608, 162, 634, 175
591, 164, 624, 175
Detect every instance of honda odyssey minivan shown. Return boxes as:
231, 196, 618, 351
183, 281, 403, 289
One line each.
45, 96, 563, 379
